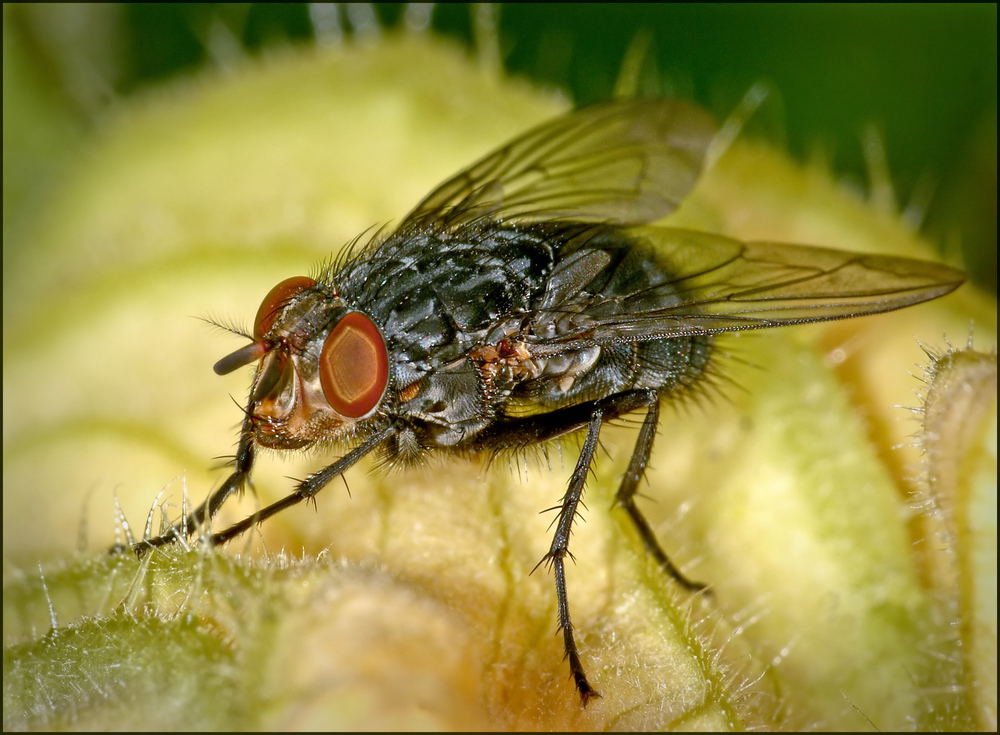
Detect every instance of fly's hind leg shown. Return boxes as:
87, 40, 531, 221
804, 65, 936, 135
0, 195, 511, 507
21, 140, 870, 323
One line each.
481, 389, 680, 704
614, 392, 706, 592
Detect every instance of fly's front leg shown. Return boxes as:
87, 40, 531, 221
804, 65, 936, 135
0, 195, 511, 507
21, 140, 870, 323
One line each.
125, 412, 257, 557
130, 423, 397, 554
204, 423, 398, 546
614, 392, 705, 591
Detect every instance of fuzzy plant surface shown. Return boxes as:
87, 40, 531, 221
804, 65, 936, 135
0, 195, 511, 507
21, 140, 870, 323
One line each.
4, 35, 995, 731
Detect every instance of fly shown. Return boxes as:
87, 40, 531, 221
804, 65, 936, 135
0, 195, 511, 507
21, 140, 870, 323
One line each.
127, 99, 964, 704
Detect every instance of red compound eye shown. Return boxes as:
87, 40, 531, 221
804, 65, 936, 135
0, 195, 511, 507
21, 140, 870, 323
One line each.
254, 276, 317, 339
319, 312, 389, 418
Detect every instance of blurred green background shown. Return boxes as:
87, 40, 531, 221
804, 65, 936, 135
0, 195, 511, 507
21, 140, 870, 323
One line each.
4, 3, 996, 290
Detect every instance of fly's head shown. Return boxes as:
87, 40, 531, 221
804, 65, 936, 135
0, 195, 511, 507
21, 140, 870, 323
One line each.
213, 277, 391, 450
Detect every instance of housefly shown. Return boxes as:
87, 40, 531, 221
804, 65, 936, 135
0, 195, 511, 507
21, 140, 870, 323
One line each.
129, 99, 964, 704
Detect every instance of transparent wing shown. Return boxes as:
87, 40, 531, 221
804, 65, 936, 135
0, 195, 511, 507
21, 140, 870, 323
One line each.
401, 100, 718, 229
537, 227, 965, 345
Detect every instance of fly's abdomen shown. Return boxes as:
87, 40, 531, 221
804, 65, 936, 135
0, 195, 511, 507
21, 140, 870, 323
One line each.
510, 225, 717, 407
632, 334, 714, 394
520, 333, 713, 410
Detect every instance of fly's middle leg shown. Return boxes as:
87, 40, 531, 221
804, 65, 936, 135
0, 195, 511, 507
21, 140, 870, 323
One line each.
539, 406, 606, 705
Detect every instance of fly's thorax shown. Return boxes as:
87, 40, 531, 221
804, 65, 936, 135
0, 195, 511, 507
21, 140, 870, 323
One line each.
335, 222, 561, 368
394, 360, 491, 447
